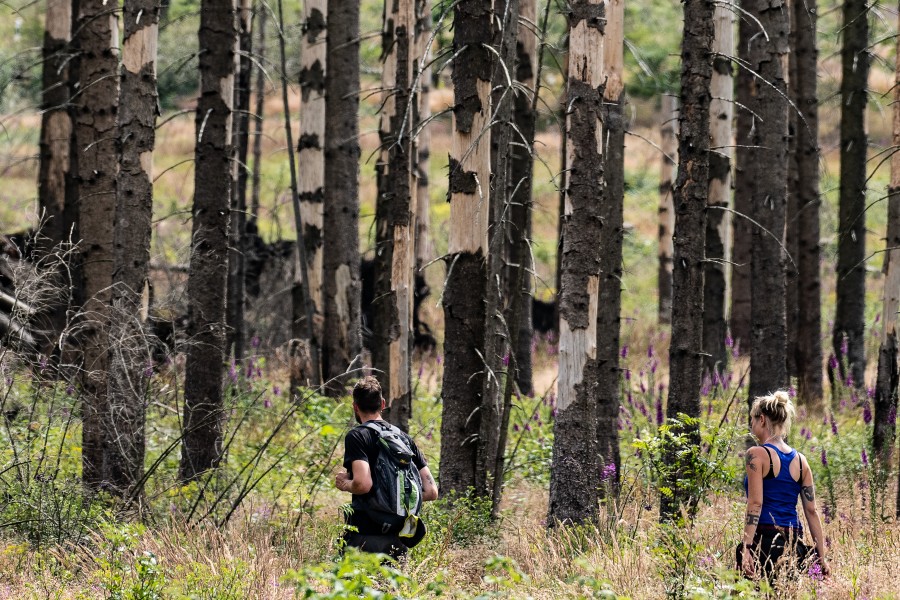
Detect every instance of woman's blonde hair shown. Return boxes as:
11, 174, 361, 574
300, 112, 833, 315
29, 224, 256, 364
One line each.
750, 390, 796, 437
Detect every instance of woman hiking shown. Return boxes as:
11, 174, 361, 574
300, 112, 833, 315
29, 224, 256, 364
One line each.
738, 390, 830, 581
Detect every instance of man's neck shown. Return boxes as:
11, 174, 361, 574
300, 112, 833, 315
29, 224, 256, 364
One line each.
359, 413, 383, 423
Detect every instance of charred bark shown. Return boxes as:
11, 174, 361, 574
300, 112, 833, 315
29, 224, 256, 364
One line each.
747, 0, 790, 403
793, 0, 823, 407
548, 0, 606, 526
322, 0, 362, 394
835, 0, 869, 389
71, 0, 120, 488
660, 0, 714, 522
702, 2, 733, 377
375, 0, 415, 430
439, 0, 493, 497
658, 94, 677, 326
180, 0, 236, 481
105, 0, 160, 497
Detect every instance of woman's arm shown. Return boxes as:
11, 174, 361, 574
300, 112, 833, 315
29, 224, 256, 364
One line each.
741, 447, 766, 576
799, 454, 830, 575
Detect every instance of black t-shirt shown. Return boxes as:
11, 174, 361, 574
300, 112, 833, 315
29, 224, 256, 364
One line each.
342, 420, 427, 533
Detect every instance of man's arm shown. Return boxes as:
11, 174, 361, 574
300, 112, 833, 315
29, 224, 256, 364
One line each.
419, 466, 438, 501
335, 460, 373, 495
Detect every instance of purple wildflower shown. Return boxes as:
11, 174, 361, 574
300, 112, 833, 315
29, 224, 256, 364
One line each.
143, 362, 154, 378
624, 369, 631, 381
263, 398, 272, 409
273, 385, 281, 396
806, 429, 812, 440
875, 312, 881, 324
502, 353, 510, 367
620, 345, 628, 358
820, 448, 828, 467
251, 335, 261, 349
647, 344, 654, 358
861, 448, 868, 467
600, 462, 617, 481
513, 424, 520, 432
788, 386, 796, 398
725, 334, 734, 348
650, 360, 658, 375
830, 417, 838, 436
228, 361, 239, 384
436, 354, 442, 365
640, 381, 647, 394
828, 353, 839, 370
866, 386, 875, 399
863, 401, 872, 425
39, 355, 48, 372
807, 563, 824, 581
65, 384, 74, 395
655, 398, 664, 426
889, 406, 897, 426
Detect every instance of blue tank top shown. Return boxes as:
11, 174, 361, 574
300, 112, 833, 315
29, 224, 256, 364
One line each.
751, 444, 801, 527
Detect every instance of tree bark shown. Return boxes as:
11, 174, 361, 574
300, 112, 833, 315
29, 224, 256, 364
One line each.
505, 0, 537, 397
793, 0, 823, 408
835, 0, 869, 389
438, 0, 492, 497
37, 0, 73, 352
294, 0, 327, 393
322, 0, 362, 394
105, 0, 159, 497
730, 7, 754, 354
657, 94, 677, 326
747, 0, 790, 404
180, 0, 236, 481
375, 0, 416, 431
71, 0, 120, 488
660, 0, 714, 522
548, 0, 605, 525
414, 0, 433, 279
227, 0, 253, 362
702, 1, 733, 377
249, 5, 266, 222
597, 0, 624, 491
874, 6, 900, 468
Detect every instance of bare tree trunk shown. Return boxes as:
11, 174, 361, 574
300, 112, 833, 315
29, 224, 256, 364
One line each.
548, 0, 605, 525
505, 0, 537, 397
597, 0, 624, 490
793, 0, 823, 408
731, 8, 753, 354
71, 0, 120, 488
702, 1, 733, 377
105, 0, 159, 497
37, 0, 73, 352
375, 0, 416, 430
293, 0, 327, 392
322, 0, 362, 394
414, 0, 433, 278
874, 6, 900, 469
660, 0, 714, 522
180, 0, 236, 481
835, 0, 869, 389
227, 0, 253, 362
438, 0, 492, 497
747, 0, 789, 404
249, 6, 266, 222
657, 94, 677, 326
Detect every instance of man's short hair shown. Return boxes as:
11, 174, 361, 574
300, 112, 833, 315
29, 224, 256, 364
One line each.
353, 376, 383, 413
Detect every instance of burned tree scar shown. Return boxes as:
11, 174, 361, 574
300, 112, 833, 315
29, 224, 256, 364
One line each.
448, 157, 478, 195
569, 2, 606, 33
299, 60, 325, 100
305, 9, 326, 43
708, 150, 731, 182
713, 55, 734, 77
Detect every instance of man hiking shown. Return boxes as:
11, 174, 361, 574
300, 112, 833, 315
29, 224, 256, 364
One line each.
335, 376, 438, 558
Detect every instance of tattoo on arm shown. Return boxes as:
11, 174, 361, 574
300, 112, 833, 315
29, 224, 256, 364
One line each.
745, 452, 757, 472
745, 513, 760, 526
802, 485, 815, 503
425, 472, 436, 488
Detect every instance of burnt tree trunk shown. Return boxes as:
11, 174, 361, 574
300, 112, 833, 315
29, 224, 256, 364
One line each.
793, 0, 823, 408
294, 0, 327, 392
657, 94, 677, 326
37, 0, 73, 351
596, 0, 624, 490
874, 9, 900, 468
180, 0, 236, 481
548, 0, 606, 525
249, 5, 266, 222
322, 0, 362, 394
730, 7, 754, 354
414, 0, 434, 279
835, 0, 869, 389
375, 0, 416, 430
747, 0, 790, 404
105, 0, 160, 497
505, 0, 537, 397
227, 0, 253, 362
71, 0, 120, 488
438, 0, 492, 497
660, 0, 714, 522
702, 1, 733, 377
